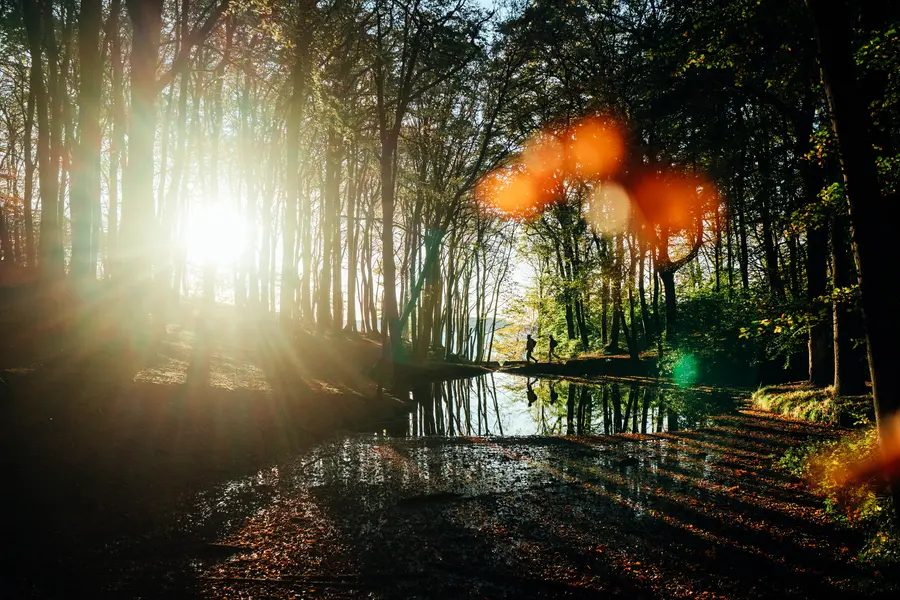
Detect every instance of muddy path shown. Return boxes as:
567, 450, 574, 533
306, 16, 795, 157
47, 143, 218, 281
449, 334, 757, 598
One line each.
111, 406, 894, 599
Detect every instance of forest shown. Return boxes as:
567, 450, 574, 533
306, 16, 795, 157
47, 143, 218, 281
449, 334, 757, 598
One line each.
1, 0, 900, 597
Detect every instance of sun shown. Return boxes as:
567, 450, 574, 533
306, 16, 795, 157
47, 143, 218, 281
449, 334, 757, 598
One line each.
185, 204, 246, 266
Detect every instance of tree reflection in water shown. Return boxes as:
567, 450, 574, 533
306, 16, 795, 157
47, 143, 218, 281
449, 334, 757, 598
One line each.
387, 373, 736, 437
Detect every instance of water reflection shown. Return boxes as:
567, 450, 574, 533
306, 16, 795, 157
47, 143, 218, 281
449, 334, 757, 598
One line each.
385, 373, 736, 438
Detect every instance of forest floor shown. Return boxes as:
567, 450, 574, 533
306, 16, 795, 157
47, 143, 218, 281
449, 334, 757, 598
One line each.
188, 406, 898, 599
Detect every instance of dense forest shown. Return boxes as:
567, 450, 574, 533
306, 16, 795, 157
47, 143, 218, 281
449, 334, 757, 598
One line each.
1, 0, 899, 518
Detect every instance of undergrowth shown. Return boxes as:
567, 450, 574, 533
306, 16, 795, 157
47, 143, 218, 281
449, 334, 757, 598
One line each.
778, 426, 899, 565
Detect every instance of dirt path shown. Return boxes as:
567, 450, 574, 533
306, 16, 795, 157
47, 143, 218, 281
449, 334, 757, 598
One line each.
175, 406, 896, 599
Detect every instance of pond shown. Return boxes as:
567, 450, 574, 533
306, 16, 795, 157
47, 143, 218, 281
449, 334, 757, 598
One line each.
383, 372, 738, 437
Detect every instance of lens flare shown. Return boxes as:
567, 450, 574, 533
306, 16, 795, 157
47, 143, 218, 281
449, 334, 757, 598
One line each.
564, 116, 624, 179
632, 172, 716, 231
587, 182, 632, 233
522, 133, 564, 186
475, 166, 551, 218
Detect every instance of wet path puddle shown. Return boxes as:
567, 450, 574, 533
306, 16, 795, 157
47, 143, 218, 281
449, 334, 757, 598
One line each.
100, 375, 889, 598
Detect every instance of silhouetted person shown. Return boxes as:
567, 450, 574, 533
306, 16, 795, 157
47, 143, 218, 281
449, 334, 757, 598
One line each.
526, 378, 538, 406
525, 334, 538, 363
548, 334, 559, 363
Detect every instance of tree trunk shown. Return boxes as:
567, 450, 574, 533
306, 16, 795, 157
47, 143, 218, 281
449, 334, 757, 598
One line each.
282, 3, 315, 324
380, 134, 402, 360
795, 97, 834, 386
659, 269, 676, 339
758, 148, 785, 299
808, 0, 900, 520
318, 129, 339, 329
23, 88, 35, 267
22, 0, 63, 280
346, 144, 358, 332
122, 0, 164, 321
106, 0, 124, 278
808, 221, 833, 386
831, 206, 868, 396
70, 0, 103, 283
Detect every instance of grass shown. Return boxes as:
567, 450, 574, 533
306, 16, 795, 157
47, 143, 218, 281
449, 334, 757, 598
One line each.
751, 382, 872, 425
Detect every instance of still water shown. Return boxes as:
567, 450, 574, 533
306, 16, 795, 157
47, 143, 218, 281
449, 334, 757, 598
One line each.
384, 373, 737, 437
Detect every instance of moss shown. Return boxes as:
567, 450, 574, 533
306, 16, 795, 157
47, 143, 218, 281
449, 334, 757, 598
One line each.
751, 383, 873, 425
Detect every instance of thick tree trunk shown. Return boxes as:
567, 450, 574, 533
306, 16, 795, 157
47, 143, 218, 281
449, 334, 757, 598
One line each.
808, 221, 833, 386
831, 207, 868, 396
796, 98, 834, 386
122, 0, 164, 322
808, 0, 900, 520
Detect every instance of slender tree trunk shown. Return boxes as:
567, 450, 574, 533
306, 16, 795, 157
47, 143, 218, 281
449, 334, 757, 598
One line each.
758, 147, 785, 298
638, 241, 650, 341
601, 273, 609, 347
346, 144, 358, 332
380, 134, 402, 359
23, 88, 36, 267
736, 159, 750, 291
106, 0, 124, 278
331, 136, 343, 331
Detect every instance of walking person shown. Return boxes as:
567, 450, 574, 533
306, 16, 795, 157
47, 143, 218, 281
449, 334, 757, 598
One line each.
548, 334, 559, 363
525, 334, 538, 363
527, 378, 538, 406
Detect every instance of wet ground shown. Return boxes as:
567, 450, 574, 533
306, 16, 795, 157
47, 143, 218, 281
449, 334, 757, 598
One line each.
24, 374, 890, 599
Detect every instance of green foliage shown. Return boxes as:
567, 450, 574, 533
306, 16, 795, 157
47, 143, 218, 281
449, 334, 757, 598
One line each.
788, 183, 841, 235
671, 287, 759, 383
777, 427, 899, 565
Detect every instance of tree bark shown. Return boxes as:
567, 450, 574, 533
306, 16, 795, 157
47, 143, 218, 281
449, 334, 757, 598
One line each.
22, 0, 63, 280
808, 0, 900, 520
282, 2, 316, 324
23, 88, 35, 267
70, 0, 102, 282
831, 206, 868, 396
122, 0, 164, 321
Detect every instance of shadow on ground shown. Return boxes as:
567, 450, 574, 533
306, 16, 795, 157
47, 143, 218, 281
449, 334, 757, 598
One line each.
195, 408, 896, 600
